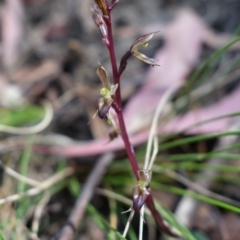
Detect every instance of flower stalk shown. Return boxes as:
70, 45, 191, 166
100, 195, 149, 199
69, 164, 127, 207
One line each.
91, 0, 181, 238
104, 3, 140, 180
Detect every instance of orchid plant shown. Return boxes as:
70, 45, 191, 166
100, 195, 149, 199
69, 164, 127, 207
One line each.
91, 0, 181, 238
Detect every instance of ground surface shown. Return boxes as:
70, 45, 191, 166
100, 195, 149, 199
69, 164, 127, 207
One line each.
0, 0, 240, 239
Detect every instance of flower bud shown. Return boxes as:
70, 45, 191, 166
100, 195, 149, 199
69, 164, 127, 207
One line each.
97, 63, 110, 89
94, 64, 118, 122
99, 87, 110, 97
109, 129, 119, 140
94, 0, 108, 15
131, 170, 152, 212
132, 186, 150, 212
91, 5, 104, 26
98, 98, 113, 119
91, 5, 107, 38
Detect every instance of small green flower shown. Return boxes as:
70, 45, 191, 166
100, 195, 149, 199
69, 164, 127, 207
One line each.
95, 63, 118, 120
132, 170, 152, 212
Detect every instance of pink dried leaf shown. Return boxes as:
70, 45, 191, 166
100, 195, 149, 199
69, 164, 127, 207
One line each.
34, 9, 240, 158
2, 0, 24, 69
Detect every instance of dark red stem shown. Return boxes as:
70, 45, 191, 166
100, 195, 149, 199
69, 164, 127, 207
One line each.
105, 7, 139, 180
98, 4, 180, 238
119, 50, 132, 77
146, 195, 181, 237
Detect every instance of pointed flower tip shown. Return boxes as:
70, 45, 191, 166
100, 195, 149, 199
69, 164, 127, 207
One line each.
94, 0, 108, 15
98, 98, 113, 119
95, 64, 118, 121
133, 52, 160, 66
91, 6, 107, 40
132, 187, 150, 212
131, 31, 159, 48
96, 63, 111, 89
91, 4, 104, 26
130, 31, 160, 66
131, 169, 152, 212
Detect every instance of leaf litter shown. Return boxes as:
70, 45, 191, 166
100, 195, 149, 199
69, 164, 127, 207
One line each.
0, 1, 240, 239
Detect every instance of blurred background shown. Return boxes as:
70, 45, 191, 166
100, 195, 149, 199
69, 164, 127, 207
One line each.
0, 0, 240, 239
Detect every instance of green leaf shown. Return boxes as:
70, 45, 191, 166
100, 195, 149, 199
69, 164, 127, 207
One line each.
87, 204, 127, 240
68, 177, 81, 197
156, 184, 240, 214
154, 201, 196, 240
186, 36, 240, 90
159, 130, 240, 151
191, 230, 210, 240
0, 229, 7, 240
0, 105, 44, 126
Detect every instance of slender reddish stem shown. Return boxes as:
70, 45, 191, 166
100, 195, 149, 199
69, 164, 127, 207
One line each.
105, 9, 139, 180
101, 5, 180, 237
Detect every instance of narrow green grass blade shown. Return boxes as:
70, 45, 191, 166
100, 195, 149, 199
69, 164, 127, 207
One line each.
68, 176, 81, 197
163, 162, 240, 172
181, 111, 240, 134
156, 184, 240, 214
0, 229, 7, 240
154, 201, 196, 240
159, 130, 240, 151
0, 105, 44, 126
87, 204, 127, 240
187, 36, 240, 87
16, 136, 33, 218
158, 152, 240, 162
17, 136, 33, 193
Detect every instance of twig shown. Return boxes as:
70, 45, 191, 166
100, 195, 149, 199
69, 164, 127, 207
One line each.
96, 188, 134, 208
139, 206, 145, 240
96, 187, 154, 214
0, 167, 74, 205
0, 160, 39, 186
144, 83, 181, 170
148, 137, 159, 171
123, 210, 135, 238
32, 192, 51, 237
26, 229, 42, 240
0, 100, 53, 135
0, 133, 75, 155
54, 153, 114, 240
